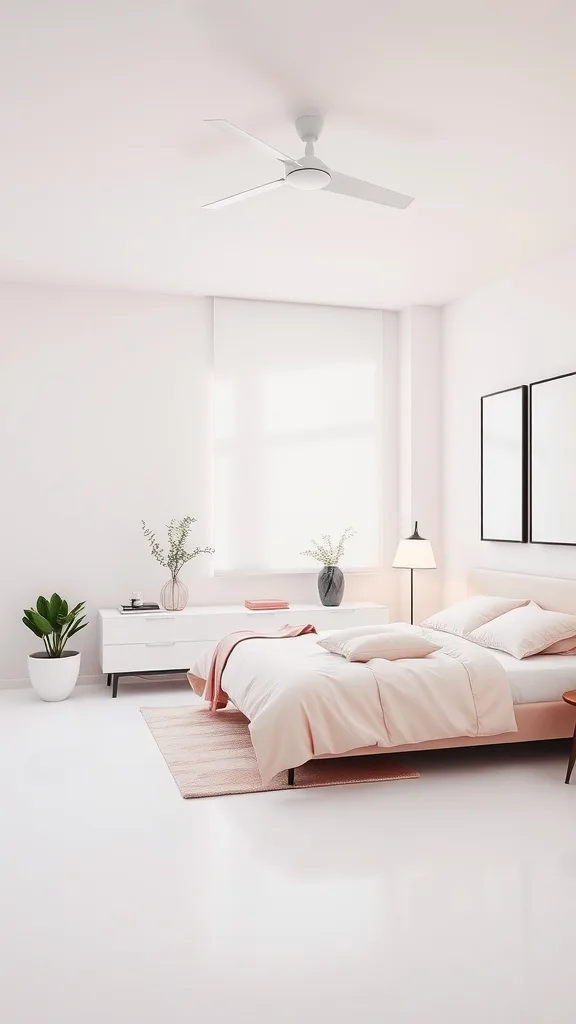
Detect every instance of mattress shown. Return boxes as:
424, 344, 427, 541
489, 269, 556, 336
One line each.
489, 650, 576, 704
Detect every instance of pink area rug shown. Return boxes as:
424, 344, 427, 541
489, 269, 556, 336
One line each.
140, 705, 419, 798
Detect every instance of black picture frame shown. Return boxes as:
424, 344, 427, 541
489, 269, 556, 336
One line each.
529, 370, 576, 546
480, 385, 528, 543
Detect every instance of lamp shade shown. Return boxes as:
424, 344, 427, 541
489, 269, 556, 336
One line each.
393, 522, 436, 570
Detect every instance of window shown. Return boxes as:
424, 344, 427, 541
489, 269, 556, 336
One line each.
213, 299, 385, 573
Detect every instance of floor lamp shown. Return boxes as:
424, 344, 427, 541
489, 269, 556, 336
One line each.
393, 522, 436, 625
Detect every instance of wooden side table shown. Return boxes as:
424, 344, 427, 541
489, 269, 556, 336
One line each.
562, 690, 576, 784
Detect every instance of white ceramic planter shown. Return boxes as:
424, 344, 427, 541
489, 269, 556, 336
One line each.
28, 651, 81, 702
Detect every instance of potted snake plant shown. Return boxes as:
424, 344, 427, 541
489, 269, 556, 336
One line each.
23, 594, 87, 701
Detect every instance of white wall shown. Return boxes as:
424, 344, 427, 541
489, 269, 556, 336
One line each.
0, 284, 410, 687
0, 284, 208, 684
443, 245, 576, 601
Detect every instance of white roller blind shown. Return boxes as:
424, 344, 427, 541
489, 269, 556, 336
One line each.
213, 298, 384, 573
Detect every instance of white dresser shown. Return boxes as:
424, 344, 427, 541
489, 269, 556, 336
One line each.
98, 602, 389, 697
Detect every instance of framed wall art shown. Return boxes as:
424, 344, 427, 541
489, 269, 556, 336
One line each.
481, 385, 528, 543
530, 371, 576, 545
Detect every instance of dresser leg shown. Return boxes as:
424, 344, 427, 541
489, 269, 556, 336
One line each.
565, 722, 576, 783
112, 675, 118, 698
107, 674, 111, 687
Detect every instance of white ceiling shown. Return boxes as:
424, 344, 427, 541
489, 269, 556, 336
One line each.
2, 0, 576, 309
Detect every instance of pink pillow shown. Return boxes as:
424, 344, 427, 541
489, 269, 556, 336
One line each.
541, 634, 576, 655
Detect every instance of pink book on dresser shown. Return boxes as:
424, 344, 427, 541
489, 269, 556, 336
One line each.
244, 600, 290, 611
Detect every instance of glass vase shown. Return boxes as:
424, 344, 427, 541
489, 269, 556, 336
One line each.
160, 576, 188, 612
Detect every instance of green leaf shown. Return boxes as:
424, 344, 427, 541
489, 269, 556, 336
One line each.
58, 606, 83, 626
62, 612, 86, 633
30, 611, 54, 635
67, 602, 85, 619
66, 619, 88, 639
24, 611, 41, 634
22, 615, 44, 639
59, 599, 68, 618
36, 596, 50, 619
49, 593, 62, 624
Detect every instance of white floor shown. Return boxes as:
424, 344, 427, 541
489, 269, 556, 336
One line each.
1, 682, 576, 1024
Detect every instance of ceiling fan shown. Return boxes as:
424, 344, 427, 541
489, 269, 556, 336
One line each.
202, 114, 415, 211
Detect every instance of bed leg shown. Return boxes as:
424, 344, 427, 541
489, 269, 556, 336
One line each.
287, 768, 295, 787
565, 722, 576, 784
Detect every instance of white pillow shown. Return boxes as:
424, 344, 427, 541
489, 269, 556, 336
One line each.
342, 632, 440, 663
317, 623, 402, 655
468, 601, 576, 659
421, 595, 529, 638
315, 622, 436, 663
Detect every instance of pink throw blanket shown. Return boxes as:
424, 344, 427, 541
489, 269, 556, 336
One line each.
204, 625, 317, 711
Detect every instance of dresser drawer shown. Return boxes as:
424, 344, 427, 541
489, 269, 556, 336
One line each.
309, 606, 389, 631
101, 641, 213, 673
102, 612, 248, 645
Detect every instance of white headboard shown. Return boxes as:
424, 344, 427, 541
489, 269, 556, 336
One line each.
468, 569, 576, 615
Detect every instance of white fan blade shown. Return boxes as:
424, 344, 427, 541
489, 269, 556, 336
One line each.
202, 179, 285, 209
205, 119, 297, 166
326, 171, 414, 209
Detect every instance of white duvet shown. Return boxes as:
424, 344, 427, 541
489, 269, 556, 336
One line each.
190, 627, 518, 783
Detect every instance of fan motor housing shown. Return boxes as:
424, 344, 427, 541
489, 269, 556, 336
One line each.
285, 157, 331, 191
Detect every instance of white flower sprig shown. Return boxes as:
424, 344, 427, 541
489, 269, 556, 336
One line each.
300, 527, 356, 567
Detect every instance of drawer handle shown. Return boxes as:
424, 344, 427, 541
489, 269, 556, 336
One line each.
145, 615, 175, 621
145, 641, 176, 647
